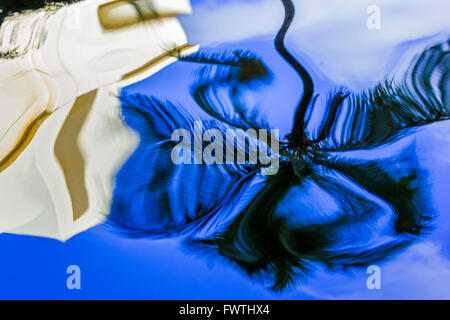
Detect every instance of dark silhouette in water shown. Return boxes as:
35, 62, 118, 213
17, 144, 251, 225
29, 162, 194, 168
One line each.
275, 0, 314, 150
110, 0, 449, 290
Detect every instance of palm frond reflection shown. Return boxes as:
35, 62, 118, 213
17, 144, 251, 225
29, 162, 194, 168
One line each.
109, 0, 449, 291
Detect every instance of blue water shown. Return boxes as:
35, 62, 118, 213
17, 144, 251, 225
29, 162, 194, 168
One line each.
1, 0, 449, 299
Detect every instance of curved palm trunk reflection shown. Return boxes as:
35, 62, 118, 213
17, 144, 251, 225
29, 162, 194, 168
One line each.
110, 0, 449, 291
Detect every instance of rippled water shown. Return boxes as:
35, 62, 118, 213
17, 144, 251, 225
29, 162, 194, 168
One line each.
109, 0, 450, 295
0, 0, 449, 299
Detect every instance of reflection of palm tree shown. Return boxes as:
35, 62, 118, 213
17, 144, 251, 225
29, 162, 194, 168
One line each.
110, 0, 449, 290
275, 0, 314, 151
